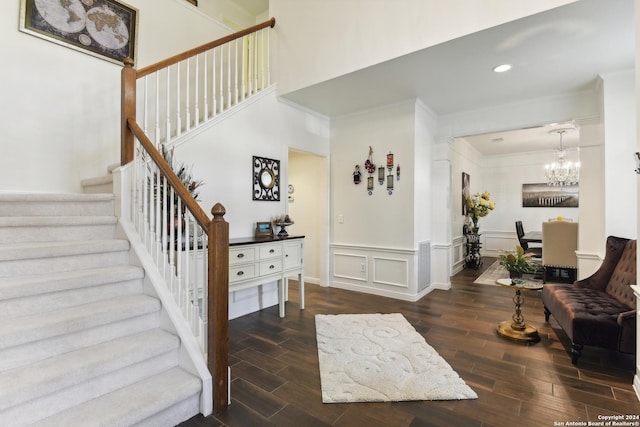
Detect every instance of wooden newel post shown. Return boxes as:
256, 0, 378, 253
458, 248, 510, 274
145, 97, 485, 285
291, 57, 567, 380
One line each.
207, 203, 229, 413
121, 57, 136, 166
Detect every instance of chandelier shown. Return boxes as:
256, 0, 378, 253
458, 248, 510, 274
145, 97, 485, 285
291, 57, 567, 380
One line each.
545, 129, 579, 186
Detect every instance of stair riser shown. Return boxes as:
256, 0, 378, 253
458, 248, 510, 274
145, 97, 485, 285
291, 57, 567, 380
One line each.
1, 350, 179, 427
0, 312, 160, 373
0, 224, 116, 243
82, 182, 114, 194
0, 250, 130, 278
134, 393, 201, 427
0, 200, 114, 217
0, 279, 144, 319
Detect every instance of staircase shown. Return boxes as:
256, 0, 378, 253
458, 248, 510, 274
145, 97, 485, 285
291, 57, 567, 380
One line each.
0, 193, 202, 426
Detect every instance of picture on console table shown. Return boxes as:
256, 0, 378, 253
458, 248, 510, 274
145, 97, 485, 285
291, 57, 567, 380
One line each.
522, 183, 579, 208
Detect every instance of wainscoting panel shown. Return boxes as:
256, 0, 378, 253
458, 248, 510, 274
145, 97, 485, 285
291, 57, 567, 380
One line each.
333, 252, 368, 282
373, 256, 409, 288
330, 244, 430, 301
452, 236, 465, 274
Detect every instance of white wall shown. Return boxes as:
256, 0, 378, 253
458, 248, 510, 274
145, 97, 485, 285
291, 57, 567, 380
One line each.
331, 102, 416, 248
173, 89, 330, 318
270, 0, 577, 96
0, 0, 230, 193
602, 70, 638, 239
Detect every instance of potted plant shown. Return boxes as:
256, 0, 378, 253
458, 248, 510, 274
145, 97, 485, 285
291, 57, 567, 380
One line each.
148, 145, 205, 235
498, 245, 537, 279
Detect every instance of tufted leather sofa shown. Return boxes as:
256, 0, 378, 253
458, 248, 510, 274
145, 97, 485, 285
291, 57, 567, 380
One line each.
542, 236, 636, 364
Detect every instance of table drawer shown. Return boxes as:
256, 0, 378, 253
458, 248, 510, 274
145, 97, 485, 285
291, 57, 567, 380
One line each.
229, 263, 257, 283
259, 243, 282, 259
229, 246, 257, 265
259, 259, 283, 275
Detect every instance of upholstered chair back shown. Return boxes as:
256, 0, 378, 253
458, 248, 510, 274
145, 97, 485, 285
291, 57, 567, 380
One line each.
542, 221, 578, 268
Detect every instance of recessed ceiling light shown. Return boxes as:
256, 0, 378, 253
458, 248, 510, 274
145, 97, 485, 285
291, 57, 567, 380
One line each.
493, 64, 512, 73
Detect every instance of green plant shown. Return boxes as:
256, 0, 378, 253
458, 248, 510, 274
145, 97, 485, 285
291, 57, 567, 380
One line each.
497, 245, 537, 273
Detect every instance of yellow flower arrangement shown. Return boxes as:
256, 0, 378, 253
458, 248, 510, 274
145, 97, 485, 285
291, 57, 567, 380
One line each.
466, 191, 496, 231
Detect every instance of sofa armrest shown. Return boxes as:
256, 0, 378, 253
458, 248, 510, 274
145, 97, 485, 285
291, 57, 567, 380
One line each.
617, 310, 636, 327
617, 310, 636, 354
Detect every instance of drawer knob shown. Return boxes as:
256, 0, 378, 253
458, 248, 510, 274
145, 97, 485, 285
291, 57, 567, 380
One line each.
269, 249, 275, 253
269, 265, 275, 269
237, 253, 244, 258
237, 271, 244, 276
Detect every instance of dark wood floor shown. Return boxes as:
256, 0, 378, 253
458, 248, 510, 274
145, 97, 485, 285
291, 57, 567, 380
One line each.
180, 258, 640, 427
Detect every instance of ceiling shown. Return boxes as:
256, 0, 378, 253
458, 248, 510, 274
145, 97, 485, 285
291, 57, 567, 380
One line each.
279, 0, 634, 155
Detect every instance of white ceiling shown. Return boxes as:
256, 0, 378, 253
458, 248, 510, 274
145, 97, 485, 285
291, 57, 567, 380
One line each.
279, 0, 634, 155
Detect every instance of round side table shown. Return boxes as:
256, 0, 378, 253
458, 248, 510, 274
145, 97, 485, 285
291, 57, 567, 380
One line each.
495, 278, 542, 343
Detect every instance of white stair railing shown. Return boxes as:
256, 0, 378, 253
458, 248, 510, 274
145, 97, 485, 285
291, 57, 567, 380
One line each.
135, 18, 275, 146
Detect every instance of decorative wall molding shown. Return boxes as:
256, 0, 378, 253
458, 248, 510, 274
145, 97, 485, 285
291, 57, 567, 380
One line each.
330, 244, 420, 299
372, 256, 409, 288
332, 252, 368, 282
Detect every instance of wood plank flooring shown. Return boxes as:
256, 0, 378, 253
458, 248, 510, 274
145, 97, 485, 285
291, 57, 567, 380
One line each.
180, 258, 640, 427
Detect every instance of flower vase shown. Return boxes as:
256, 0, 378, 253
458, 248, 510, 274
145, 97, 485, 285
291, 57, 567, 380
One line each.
509, 270, 523, 279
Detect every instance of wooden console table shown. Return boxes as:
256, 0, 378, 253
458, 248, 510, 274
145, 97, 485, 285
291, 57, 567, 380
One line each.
229, 235, 305, 318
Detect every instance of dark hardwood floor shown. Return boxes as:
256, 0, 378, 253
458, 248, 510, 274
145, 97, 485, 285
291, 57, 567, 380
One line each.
180, 258, 640, 427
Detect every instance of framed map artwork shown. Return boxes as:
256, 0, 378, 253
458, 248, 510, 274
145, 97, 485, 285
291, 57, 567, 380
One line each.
19, 0, 138, 65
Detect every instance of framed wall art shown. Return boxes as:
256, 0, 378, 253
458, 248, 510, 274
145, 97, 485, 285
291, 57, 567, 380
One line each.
253, 156, 280, 201
19, 0, 138, 65
462, 172, 470, 215
522, 183, 579, 208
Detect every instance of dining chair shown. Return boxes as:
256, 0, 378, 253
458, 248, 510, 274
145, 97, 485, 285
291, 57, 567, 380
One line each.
542, 220, 578, 283
515, 221, 542, 258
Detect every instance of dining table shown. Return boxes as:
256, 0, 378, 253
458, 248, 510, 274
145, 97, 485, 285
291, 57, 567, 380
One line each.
520, 231, 542, 244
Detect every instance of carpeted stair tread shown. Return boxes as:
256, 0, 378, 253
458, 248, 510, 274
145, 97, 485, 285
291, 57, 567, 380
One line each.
31, 367, 201, 427
0, 215, 116, 227
0, 193, 114, 217
0, 294, 160, 350
0, 312, 160, 374
0, 329, 180, 412
80, 174, 113, 187
0, 239, 129, 261
0, 265, 144, 301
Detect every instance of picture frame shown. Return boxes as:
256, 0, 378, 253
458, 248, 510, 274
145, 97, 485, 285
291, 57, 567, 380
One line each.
462, 172, 470, 215
255, 222, 274, 238
253, 156, 280, 201
522, 183, 579, 208
19, 0, 139, 66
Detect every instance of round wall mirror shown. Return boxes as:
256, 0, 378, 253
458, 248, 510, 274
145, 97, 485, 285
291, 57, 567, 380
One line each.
260, 168, 275, 189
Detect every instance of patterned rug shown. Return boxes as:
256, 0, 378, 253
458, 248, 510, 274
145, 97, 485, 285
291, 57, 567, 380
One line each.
315, 313, 478, 403
473, 260, 508, 285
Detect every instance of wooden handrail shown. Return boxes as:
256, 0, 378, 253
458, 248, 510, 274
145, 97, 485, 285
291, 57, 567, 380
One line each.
137, 17, 275, 78
127, 119, 211, 229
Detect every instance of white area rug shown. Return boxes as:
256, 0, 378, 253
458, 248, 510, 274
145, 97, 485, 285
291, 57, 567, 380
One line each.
315, 313, 478, 403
